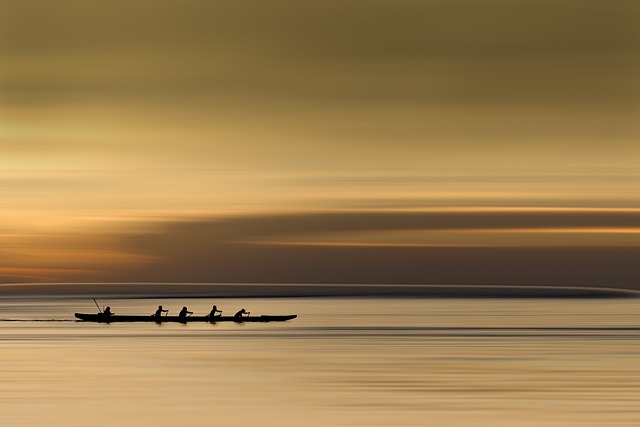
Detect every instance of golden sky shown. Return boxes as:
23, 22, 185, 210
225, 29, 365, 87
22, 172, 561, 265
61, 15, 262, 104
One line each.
1, 1, 639, 287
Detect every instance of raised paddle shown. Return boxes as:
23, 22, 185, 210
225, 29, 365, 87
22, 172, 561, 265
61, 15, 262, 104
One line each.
93, 298, 103, 314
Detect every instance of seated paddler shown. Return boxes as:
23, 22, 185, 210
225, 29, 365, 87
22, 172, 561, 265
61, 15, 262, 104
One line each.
234, 308, 250, 318
154, 305, 169, 319
179, 306, 193, 319
208, 305, 222, 318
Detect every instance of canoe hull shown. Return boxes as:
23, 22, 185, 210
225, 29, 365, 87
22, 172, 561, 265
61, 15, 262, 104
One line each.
75, 313, 297, 323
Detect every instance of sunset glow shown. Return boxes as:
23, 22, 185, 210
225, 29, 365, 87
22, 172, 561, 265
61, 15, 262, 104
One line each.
1, 0, 638, 287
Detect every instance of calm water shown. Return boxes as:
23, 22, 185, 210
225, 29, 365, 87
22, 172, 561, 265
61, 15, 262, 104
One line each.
0, 296, 638, 427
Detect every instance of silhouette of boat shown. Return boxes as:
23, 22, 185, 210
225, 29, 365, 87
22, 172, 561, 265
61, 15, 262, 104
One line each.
74, 313, 297, 323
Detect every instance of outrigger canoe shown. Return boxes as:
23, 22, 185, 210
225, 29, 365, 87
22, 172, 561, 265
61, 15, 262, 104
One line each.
75, 313, 297, 323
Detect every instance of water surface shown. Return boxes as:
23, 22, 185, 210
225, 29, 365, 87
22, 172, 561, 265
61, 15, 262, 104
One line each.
0, 296, 638, 427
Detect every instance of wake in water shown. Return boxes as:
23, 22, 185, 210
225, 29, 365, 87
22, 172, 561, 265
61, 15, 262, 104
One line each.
0, 319, 76, 322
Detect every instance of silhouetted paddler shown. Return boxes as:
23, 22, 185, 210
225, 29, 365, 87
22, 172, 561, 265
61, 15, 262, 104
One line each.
179, 306, 193, 319
234, 308, 249, 318
154, 305, 168, 319
208, 305, 222, 318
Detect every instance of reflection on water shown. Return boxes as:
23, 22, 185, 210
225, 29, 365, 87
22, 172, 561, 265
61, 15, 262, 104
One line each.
0, 297, 638, 427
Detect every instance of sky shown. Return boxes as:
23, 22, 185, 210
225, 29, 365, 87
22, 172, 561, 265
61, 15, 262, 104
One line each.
1, 0, 639, 288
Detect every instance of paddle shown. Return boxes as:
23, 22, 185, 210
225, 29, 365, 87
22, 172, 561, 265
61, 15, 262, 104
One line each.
93, 298, 103, 314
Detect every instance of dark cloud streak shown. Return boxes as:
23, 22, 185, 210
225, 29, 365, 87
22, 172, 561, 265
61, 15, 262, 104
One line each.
130, 211, 640, 239
100, 211, 640, 290
2, 0, 638, 110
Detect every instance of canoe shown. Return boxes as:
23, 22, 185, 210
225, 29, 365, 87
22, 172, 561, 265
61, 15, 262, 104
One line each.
74, 313, 297, 323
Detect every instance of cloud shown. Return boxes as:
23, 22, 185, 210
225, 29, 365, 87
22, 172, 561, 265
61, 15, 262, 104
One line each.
90, 210, 640, 289
2, 0, 638, 110
3, 209, 639, 288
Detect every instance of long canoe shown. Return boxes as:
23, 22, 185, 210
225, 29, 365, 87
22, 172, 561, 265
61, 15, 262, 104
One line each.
75, 313, 297, 323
